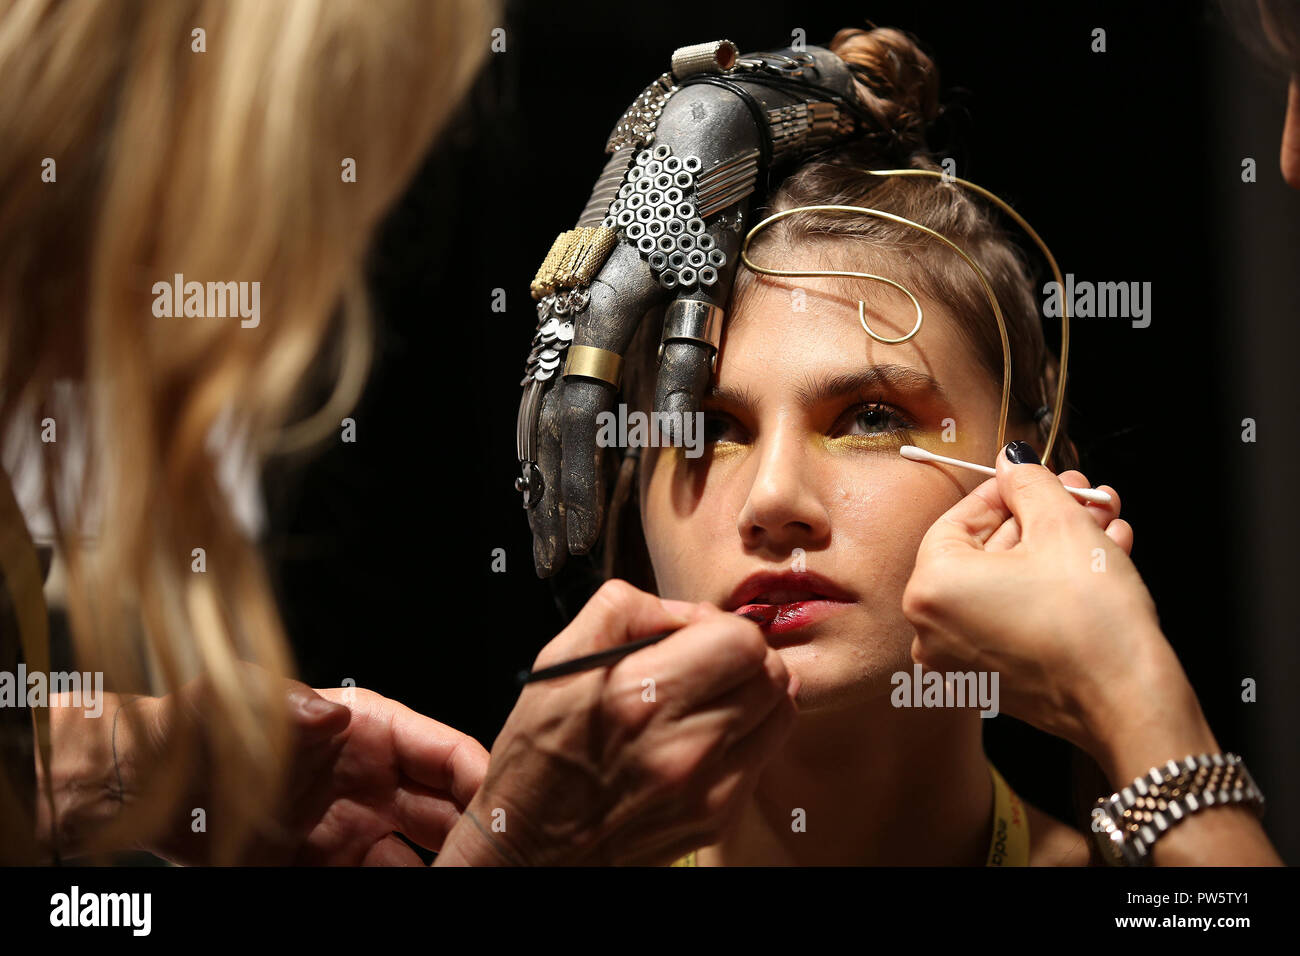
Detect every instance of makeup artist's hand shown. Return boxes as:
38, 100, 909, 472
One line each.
901, 442, 1210, 781
136, 676, 487, 865
903, 442, 1283, 865
434, 578, 798, 866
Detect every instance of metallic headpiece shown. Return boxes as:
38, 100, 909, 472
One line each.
515, 38, 1069, 580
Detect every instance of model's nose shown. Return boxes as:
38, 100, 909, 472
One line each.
736, 428, 831, 551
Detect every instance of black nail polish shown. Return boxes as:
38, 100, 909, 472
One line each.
1004, 441, 1040, 465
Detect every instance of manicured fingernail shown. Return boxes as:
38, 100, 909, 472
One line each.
301, 696, 341, 719
1003, 441, 1040, 465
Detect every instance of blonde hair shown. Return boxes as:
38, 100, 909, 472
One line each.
0, 0, 494, 862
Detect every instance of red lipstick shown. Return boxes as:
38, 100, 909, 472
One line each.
725, 570, 857, 646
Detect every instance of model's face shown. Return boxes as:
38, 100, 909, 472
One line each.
639, 253, 1023, 713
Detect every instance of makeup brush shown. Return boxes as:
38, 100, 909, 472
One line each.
516, 609, 769, 687
899, 445, 1113, 505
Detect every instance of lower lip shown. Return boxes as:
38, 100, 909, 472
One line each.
734, 600, 852, 644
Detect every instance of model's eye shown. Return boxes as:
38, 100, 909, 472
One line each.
841, 402, 913, 437
702, 409, 745, 444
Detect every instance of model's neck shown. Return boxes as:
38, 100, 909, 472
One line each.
700, 696, 992, 866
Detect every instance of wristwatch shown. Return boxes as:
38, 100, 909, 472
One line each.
1092, 752, 1265, 866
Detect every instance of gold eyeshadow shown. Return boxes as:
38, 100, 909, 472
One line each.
820, 432, 910, 453
683, 433, 912, 461
658, 441, 747, 467
696, 441, 746, 460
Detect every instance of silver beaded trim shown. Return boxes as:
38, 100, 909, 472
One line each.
605, 72, 678, 155
516, 288, 590, 508
519, 288, 586, 388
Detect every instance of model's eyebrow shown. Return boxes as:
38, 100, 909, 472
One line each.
706, 364, 948, 411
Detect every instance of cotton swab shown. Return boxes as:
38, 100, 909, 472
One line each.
899, 445, 1113, 505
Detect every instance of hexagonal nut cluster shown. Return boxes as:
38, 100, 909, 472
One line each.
603, 143, 726, 291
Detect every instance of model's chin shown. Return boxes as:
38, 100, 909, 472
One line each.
772, 632, 916, 713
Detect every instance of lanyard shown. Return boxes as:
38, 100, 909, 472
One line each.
986, 760, 1030, 866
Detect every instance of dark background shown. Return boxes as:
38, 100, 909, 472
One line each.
260, 0, 1300, 862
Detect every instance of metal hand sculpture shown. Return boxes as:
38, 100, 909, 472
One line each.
516, 40, 880, 576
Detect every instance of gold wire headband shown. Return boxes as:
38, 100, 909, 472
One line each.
737, 168, 1069, 466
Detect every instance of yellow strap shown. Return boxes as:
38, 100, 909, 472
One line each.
0, 465, 56, 863
986, 760, 1031, 866
671, 759, 1031, 866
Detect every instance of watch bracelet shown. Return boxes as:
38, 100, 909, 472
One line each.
1093, 752, 1265, 866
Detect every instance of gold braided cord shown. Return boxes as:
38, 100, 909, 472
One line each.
740, 203, 1014, 456
530, 226, 619, 299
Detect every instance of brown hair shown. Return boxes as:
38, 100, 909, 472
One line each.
1220, 0, 1300, 74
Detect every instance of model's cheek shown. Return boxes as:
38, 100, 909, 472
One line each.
836, 500, 930, 565
661, 441, 754, 512
641, 462, 675, 586
642, 474, 724, 600
642, 510, 688, 598
827, 472, 964, 578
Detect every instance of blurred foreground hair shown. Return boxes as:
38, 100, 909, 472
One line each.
0, 0, 493, 862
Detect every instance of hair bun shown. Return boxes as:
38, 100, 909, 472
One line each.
830, 26, 940, 155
